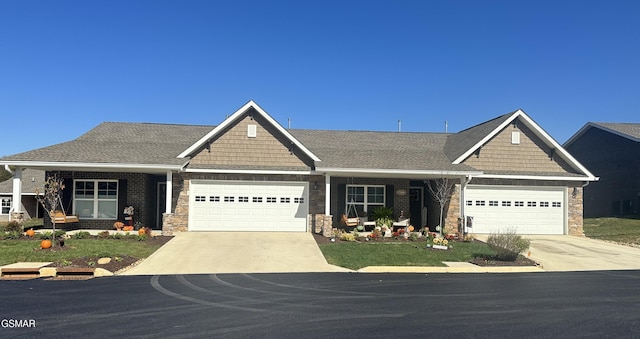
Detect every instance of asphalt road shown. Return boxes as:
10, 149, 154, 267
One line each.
2, 271, 640, 338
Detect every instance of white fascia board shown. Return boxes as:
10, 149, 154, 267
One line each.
452, 110, 597, 180
0, 161, 183, 173
515, 113, 597, 180
317, 167, 483, 178
184, 168, 313, 175
452, 110, 522, 164
177, 100, 321, 162
475, 173, 599, 181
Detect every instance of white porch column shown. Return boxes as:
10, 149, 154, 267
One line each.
324, 174, 331, 215
12, 167, 23, 213
165, 171, 173, 214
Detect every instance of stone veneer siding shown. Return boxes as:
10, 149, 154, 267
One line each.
162, 173, 327, 235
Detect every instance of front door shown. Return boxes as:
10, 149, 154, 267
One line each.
409, 187, 423, 229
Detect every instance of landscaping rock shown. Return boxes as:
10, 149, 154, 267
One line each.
97, 257, 112, 265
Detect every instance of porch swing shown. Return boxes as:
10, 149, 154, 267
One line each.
341, 199, 361, 227
49, 195, 79, 224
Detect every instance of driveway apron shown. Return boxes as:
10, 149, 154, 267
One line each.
518, 235, 640, 271
120, 232, 349, 275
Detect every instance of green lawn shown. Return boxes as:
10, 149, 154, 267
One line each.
584, 216, 640, 245
0, 238, 164, 266
0, 218, 44, 229
319, 240, 495, 270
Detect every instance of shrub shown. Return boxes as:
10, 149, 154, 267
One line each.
72, 231, 91, 239
112, 233, 124, 239
486, 229, 530, 261
370, 206, 394, 221
5, 221, 23, 233
339, 232, 356, 242
39, 231, 53, 240
5, 230, 22, 239
136, 235, 149, 241
97, 231, 110, 238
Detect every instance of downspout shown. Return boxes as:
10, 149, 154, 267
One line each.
460, 175, 473, 234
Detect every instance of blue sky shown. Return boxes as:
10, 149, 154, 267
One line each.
1, 0, 639, 157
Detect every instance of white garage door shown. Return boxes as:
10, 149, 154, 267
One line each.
189, 180, 308, 232
464, 186, 566, 235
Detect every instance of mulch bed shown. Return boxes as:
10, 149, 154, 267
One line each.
42, 236, 174, 273
469, 255, 539, 267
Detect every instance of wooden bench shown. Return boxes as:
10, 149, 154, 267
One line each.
50, 211, 79, 223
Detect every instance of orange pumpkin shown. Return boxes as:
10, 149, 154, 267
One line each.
41, 239, 52, 249
25, 229, 35, 237
138, 228, 145, 236
408, 226, 414, 232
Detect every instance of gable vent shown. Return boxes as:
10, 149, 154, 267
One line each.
511, 131, 520, 145
248, 124, 257, 138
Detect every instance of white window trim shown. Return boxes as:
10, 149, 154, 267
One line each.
73, 179, 119, 220
346, 184, 386, 213
1, 197, 12, 215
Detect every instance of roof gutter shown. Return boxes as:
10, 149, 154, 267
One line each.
317, 167, 483, 178
475, 173, 599, 181
4, 165, 13, 174
0, 161, 185, 173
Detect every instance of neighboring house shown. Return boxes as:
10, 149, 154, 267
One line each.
0, 101, 596, 235
0, 168, 45, 222
564, 122, 640, 217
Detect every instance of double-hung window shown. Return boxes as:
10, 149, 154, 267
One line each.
346, 185, 385, 213
74, 180, 118, 219
1, 197, 11, 214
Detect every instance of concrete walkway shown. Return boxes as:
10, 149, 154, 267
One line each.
476, 235, 640, 271
120, 232, 350, 275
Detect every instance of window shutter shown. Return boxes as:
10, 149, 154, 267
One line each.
337, 184, 346, 217
386, 184, 394, 214
62, 178, 73, 214
118, 179, 128, 221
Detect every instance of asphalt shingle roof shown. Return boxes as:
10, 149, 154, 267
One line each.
289, 129, 474, 171
443, 112, 515, 162
0, 122, 214, 167
592, 122, 640, 141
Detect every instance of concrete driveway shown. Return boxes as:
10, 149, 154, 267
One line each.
516, 235, 640, 271
120, 232, 350, 275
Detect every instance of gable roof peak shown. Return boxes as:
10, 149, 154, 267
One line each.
177, 101, 321, 161
566, 122, 640, 146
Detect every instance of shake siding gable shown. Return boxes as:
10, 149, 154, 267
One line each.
461, 119, 576, 174
188, 110, 312, 170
